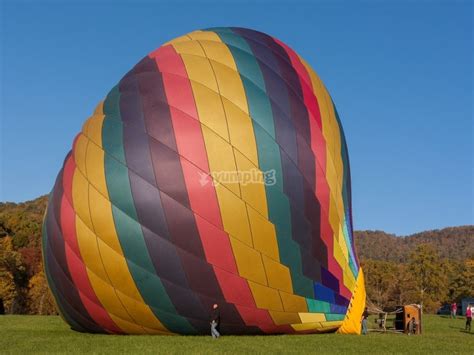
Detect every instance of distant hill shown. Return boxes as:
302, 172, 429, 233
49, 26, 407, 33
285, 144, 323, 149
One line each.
1, 195, 472, 262
0, 195, 472, 314
355, 226, 474, 262
0, 196, 48, 249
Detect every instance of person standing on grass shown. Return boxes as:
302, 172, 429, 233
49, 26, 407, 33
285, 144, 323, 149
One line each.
361, 307, 369, 335
465, 304, 472, 332
210, 303, 221, 339
451, 302, 457, 319
407, 317, 417, 335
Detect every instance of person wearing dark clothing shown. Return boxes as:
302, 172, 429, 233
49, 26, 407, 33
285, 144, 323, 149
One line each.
210, 303, 220, 338
361, 307, 369, 335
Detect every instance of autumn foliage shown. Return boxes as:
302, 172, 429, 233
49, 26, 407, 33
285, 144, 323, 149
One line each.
0, 196, 472, 314
356, 230, 474, 312
0, 196, 56, 314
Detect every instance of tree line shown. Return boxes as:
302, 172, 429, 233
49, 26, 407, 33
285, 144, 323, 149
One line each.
0, 196, 473, 315
0, 196, 56, 314
355, 229, 473, 312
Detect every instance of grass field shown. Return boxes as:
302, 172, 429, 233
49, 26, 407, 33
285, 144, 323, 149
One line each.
0, 314, 471, 354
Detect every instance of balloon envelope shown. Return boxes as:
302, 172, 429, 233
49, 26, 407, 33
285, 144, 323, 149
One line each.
42, 27, 365, 335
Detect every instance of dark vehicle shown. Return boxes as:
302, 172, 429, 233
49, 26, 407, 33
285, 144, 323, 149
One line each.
437, 304, 450, 315
437, 304, 462, 315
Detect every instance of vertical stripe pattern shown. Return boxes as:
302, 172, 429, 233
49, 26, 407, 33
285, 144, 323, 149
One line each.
42, 27, 364, 335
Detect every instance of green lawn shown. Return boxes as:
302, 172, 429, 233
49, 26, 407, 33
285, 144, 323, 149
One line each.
0, 314, 471, 354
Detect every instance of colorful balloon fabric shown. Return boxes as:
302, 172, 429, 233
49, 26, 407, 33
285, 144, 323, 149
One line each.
42, 27, 366, 335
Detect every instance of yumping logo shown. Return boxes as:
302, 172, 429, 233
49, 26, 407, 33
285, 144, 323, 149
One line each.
198, 169, 276, 187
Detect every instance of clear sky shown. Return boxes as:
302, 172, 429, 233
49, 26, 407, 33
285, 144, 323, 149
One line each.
1, 0, 472, 235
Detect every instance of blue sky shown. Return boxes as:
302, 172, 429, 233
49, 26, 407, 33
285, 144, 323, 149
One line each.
1, 0, 472, 235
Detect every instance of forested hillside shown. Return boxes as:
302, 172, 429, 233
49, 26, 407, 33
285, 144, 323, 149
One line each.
354, 226, 474, 262
0, 196, 47, 249
355, 228, 473, 311
0, 196, 473, 315
0, 196, 56, 314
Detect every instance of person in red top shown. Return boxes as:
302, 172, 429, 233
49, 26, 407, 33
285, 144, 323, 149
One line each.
451, 302, 457, 319
466, 304, 472, 332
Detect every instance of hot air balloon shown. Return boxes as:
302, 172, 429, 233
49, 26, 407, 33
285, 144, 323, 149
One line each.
42, 27, 365, 335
